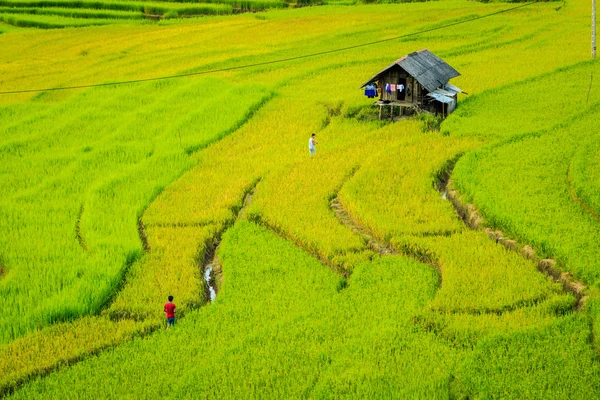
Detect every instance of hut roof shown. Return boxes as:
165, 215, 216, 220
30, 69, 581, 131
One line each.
361, 49, 460, 92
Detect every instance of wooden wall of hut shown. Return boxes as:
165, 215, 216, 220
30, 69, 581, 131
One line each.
379, 69, 422, 106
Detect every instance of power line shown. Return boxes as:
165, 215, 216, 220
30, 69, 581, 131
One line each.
0, 1, 536, 95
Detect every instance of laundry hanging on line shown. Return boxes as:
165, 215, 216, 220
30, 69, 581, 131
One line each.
364, 83, 377, 98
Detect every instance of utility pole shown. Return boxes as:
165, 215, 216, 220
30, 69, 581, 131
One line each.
594, 0, 597, 58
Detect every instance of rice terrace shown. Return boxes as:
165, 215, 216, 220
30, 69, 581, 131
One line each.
1, 0, 600, 396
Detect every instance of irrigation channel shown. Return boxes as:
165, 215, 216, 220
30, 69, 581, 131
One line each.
438, 158, 588, 310
329, 157, 589, 318
200, 181, 259, 303
204, 265, 216, 302
201, 239, 221, 303
328, 171, 444, 290
0, 184, 261, 397
7, 154, 593, 396
329, 197, 395, 256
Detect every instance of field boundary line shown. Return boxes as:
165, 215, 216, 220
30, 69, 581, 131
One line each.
75, 203, 87, 252
567, 153, 600, 222
328, 165, 395, 257
329, 196, 395, 256
0, 257, 6, 280
145, 220, 216, 229
248, 212, 350, 280
439, 161, 588, 309
428, 293, 553, 317
330, 166, 445, 290
137, 215, 150, 252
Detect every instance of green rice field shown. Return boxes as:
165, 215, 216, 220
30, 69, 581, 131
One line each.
1, 0, 600, 397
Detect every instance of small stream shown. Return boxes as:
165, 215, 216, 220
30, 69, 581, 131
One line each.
204, 264, 216, 302
200, 183, 258, 304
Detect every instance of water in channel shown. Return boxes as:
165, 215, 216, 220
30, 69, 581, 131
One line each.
204, 264, 216, 302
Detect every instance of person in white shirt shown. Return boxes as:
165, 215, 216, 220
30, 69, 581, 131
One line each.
308, 133, 317, 156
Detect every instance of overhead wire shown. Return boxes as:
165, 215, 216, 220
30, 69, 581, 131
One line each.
0, 1, 536, 95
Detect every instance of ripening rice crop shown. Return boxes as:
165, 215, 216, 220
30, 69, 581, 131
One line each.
570, 130, 600, 216
2, 0, 600, 397
0, 316, 154, 394
106, 225, 218, 321
337, 131, 479, 239
8, 221, 457, 398
455, 315, 600, 398
0, 77, 270, 343
0, 11, 129, 27
417, 294, 576, 349
395, 231, 561, 314
10, 221, 600, 399
452, 109, 600, 286
0, 7, 145, 20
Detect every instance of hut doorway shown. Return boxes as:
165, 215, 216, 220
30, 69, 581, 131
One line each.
397, 78, 406, 101
405, 77, 413, 103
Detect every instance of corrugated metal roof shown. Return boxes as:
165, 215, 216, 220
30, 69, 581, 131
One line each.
444, 83, 463, 95
430, 88, 456, 97
361, 49, 460, 92
426, 92, 454, 104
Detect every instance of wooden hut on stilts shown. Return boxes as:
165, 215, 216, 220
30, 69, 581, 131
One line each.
361, 49, 464, 120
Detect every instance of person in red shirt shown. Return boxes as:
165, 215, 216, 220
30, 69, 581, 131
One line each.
164, 295, 176, 329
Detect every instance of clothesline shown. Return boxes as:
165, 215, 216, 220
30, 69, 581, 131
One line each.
363, 82, 408, 98
384, 83, 405, 94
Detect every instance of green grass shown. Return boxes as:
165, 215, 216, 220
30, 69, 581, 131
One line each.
0, 0, 284, 25
198, 0, 287, 10
444, 60, 600, 141
0, 5, 144, 18
0, 11, 122, 26
0, 0, 233, 16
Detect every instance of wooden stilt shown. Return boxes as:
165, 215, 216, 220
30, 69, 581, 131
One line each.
379, 106, 382, 120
